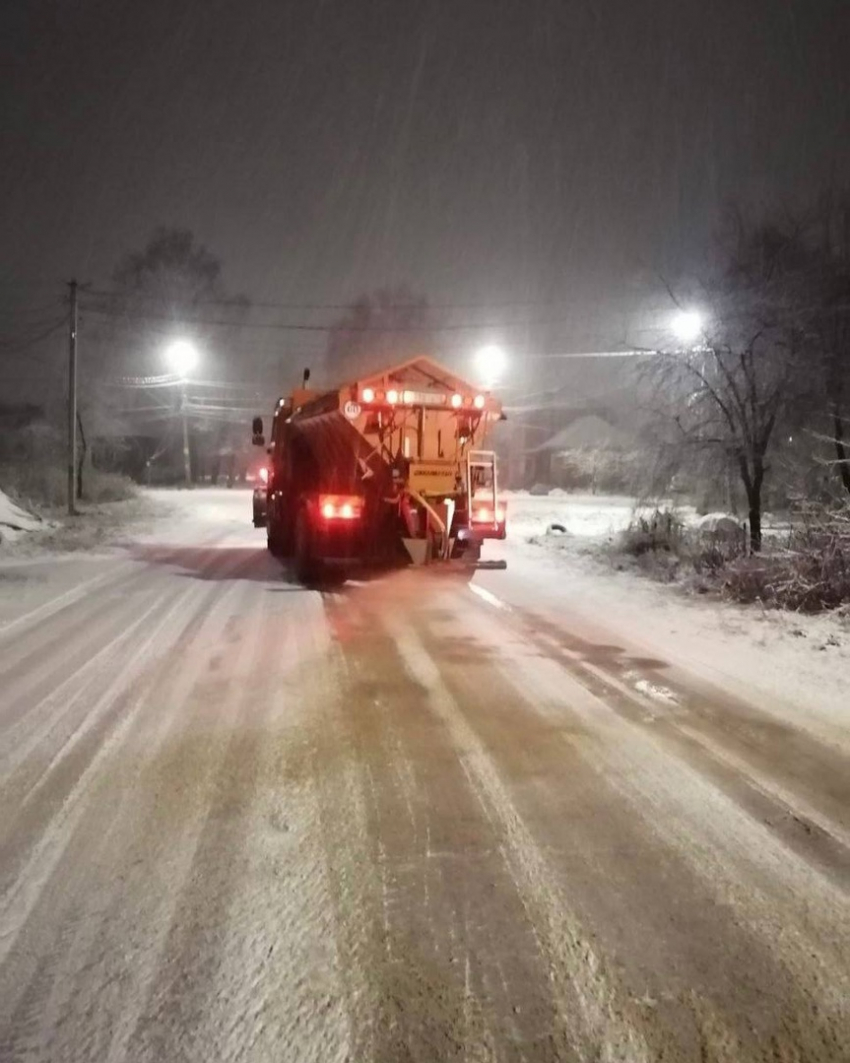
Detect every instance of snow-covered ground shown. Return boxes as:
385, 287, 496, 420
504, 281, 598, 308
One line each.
2, 488, 848, 1060
504, 489, 655, 539
2, 486, 846, 750
490, 491, 849, 750
0, 489, 44, 543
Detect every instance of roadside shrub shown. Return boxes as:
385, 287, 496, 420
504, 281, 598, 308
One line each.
1, 462, 136, 510
721, 509, 850, 612
618, 508, 685, 556
690, 517, 747, 574
84, 468, 137, 503
0, 461, 67, 510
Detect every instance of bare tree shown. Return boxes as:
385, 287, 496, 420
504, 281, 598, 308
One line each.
83, 227, 250, 483
805, 192, 850, 498
646, 214, 809, 550
324, 284, 433, 383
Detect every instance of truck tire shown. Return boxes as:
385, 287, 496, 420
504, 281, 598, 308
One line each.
267, 515, 285, 556
293, 507, 316, 584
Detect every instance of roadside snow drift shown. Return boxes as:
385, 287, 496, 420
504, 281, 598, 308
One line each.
0, 489, 41, 543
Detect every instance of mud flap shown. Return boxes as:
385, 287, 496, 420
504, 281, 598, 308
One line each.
401, 537, 430, 565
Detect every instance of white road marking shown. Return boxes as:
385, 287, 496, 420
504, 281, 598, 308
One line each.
468, 584, 510, 611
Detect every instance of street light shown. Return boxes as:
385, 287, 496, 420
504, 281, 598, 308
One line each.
670, 310, 704, 346
164, 338, 198, 379
164, 339, 198, 486
475, 344, 507, 387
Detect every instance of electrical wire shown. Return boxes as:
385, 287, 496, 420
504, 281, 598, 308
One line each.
81, 288, 595, 312
0, 317, 67, 354
78, 304, 586, 334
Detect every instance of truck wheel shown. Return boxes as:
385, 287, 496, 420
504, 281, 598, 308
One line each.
293, 507, 316, 584
267, 514, 285, 556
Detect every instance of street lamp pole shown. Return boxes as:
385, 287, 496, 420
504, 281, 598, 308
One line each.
163, 339, 199, 488
180, 379, 192, 487
67, 279, 78, 515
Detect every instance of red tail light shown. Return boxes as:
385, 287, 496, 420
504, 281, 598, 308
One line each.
318, 494, 363, 520
472, 501, 506, 524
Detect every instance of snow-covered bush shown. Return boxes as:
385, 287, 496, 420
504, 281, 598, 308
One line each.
0, 424, 135, 510
618, 508, 686, 557
721, 507, 850, 612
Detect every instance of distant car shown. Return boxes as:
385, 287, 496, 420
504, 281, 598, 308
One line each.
252, 465, 269, 527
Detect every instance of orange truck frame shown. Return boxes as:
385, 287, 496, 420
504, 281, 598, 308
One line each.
251, 356, 508, 583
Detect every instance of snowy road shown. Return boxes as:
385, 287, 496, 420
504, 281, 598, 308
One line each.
1, 491, 848, 1062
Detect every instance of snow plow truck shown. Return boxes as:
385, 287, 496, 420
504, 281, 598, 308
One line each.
251, 356, 507, 584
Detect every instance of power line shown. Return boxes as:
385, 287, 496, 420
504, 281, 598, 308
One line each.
79, 304, 584, 334
82, 288, 589, 312
0, 317, 67, 354
0, 299, 67, 321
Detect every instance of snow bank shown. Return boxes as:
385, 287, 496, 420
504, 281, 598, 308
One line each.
503, 491, 696, 540
0, 489, 42, 543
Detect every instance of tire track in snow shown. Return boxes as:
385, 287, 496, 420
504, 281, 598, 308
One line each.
0, 568, 167, 732
102, 580, 277, 1063
521, 608, 850, 850
0, 584, 173, 780
441, 593, 850, 1060
0, 558, 139, 642
321, 589, 589, 1060
392, 621, 656, 1063
0, 576, 250, 1051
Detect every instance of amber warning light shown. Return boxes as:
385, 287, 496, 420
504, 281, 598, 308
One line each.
358, 387, 488, 409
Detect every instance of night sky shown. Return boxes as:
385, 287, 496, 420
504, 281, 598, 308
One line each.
2, 0, 850, 384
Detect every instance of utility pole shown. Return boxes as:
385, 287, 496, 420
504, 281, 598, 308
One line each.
180, 379, 192, 487
67, 279, 78, 515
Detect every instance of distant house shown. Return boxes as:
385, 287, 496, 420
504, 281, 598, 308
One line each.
526, 414, 635, 488
495, 355, 643, 488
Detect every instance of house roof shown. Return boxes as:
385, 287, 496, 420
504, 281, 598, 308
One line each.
529, 414, 633, 453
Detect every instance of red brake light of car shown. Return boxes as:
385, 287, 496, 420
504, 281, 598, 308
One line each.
319, 494, 363, 520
